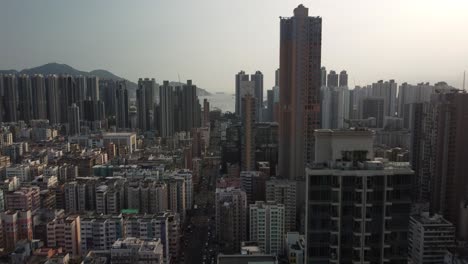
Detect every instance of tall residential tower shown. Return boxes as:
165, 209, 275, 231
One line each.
279, 5, 322, 180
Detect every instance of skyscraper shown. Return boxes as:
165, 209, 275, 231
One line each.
115, 81, 129, 129
320, 67, 327, 87
67, 103, 81, 136
2, 75, 18, 122
235, 71, 263, 120
17, 74, 33, 123
361, 97, 385, 128
241, 93, 256, 171
326, 70, 338, 88
251, 71, 264, 122
137, 78, 157, 132
414, 90, 468, 230
181, 80, 201, 131
279, 5, 322, 180
235, 71, 250, 116
275, 68, 280, 86
159, 81, 175, 138
338, 70, 348, 87
86, 76, 99, 101
31, 74, 47, 120
45, 75, 60, 124
202, 98, 210, 127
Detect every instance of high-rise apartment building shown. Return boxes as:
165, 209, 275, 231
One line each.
45, 75, 60, 124
241, 93, 256, 171
215, 187, 247, 254
6, 186, 40, 212
80, 214, 123, 254
415, 90, 468, 230
31, 74, 47, 120
339, 70, 348, 87
115, 80, 130, 129
47, 215, 81, 256
320, 67, 327, 87
305, 129, 412, 263
17, 74, 33, 123
361, 97, 385, 128
159, 81, 175, 137
0, 210, 33, 252
321, 86, 350, 129
279, 5, 322, 180
86, 76, 99, 101
266, 178, 296, 232
251, 71, 264, 122
235, 71, 250, 116
1, 75, 18, 122
137, 78, 156, 132
240, 171, 267, 204
249, 201, 286, 255
235, 71, 263, 121
327, 70, 338, 88
67, 103, 81, 136
408, 213, 455, 264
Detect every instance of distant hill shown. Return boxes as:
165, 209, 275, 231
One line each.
0, 62, 211, 97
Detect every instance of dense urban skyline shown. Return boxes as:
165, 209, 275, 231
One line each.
1, 0, 468, 92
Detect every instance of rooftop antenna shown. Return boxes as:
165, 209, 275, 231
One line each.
178, 73, 181, 84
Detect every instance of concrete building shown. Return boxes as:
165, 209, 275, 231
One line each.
110, 237, 163, 264
360, 97, 385, 128
241, 93, 256, 171
67, 103, 81, 136
408, 213, 455, 264
266, 179, 296, 232
339, 70, 348, 87
80, 214, 123, 255
320, 67, 327, 87
102, 132, 137, 154
286, 232, 305, 264
240, 171, 266, 204
249, 201, 286, 255
6, 186, 40, 212
137, 78, 157, 132
17, 74, 33, 123
321, 86, 350, 129
0, 210, 33, 252
167, 177, 186, 221
47, 215, 81, 256
1, 75, 18, 122
412, 90, 468, 230
31, 74, 47, 119
327, 70, 338, 88
159, 81, 175, 137
306, 129, 413, 263
279, 5, 321, 180
45, 75, 60, 125
6, 164, 31, 183
215, 187, 247, 253
123, 211, 175, 264
115, 80, 130, 129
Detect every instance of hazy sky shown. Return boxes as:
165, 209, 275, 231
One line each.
1, 0, 468, 92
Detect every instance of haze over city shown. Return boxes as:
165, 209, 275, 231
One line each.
1, 0, 467, 91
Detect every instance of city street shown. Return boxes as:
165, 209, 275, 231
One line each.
181, 163, 219, 264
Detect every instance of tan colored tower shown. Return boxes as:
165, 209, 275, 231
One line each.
279, 5, 322, 180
